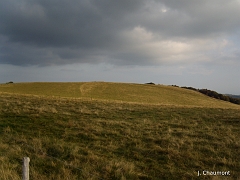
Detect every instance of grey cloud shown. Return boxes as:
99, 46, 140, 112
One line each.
159, 0, 240, 37
0, 0, 145, 48
0, 0, 240, 66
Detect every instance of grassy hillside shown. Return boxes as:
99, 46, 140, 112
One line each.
0, 82, 240, 179
0, 82, 239, 108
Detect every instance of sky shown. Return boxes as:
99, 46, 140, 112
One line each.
0, 0, 240, 94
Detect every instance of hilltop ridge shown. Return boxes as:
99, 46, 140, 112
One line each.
0, 82, 239, 109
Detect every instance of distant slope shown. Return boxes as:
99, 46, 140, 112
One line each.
0, 82, 239, 108
226, 94, 240, 99
0, 82, 84, 97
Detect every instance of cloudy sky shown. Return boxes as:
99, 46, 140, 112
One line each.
1, 0, 240, 94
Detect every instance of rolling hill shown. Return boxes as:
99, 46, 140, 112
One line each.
0, 82, 239, 108
0, 82, 240, 179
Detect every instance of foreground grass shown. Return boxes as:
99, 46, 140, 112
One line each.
0, 92, 240, 179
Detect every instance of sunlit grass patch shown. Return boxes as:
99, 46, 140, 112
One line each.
1, 82, 239, 108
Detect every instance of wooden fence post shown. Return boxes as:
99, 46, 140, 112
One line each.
22, 157, 30, 180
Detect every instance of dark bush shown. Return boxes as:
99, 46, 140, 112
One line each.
145, 82, 155, 85
181, 86, 197, 91
6, 81, 13, 84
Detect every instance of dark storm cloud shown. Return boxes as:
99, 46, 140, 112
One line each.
0, 0, 240, 66
1, 0, 114, 47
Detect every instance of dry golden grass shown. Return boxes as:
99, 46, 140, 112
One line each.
0, 82, 239, 108
0, 82, 240, 179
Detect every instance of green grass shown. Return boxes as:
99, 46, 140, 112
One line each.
0, 82, 240, 179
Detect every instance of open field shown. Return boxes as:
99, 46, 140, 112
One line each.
0, 82, 240, 108
0, 82, 240, 179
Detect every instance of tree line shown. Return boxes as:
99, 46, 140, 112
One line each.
181, 86, 240, 105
